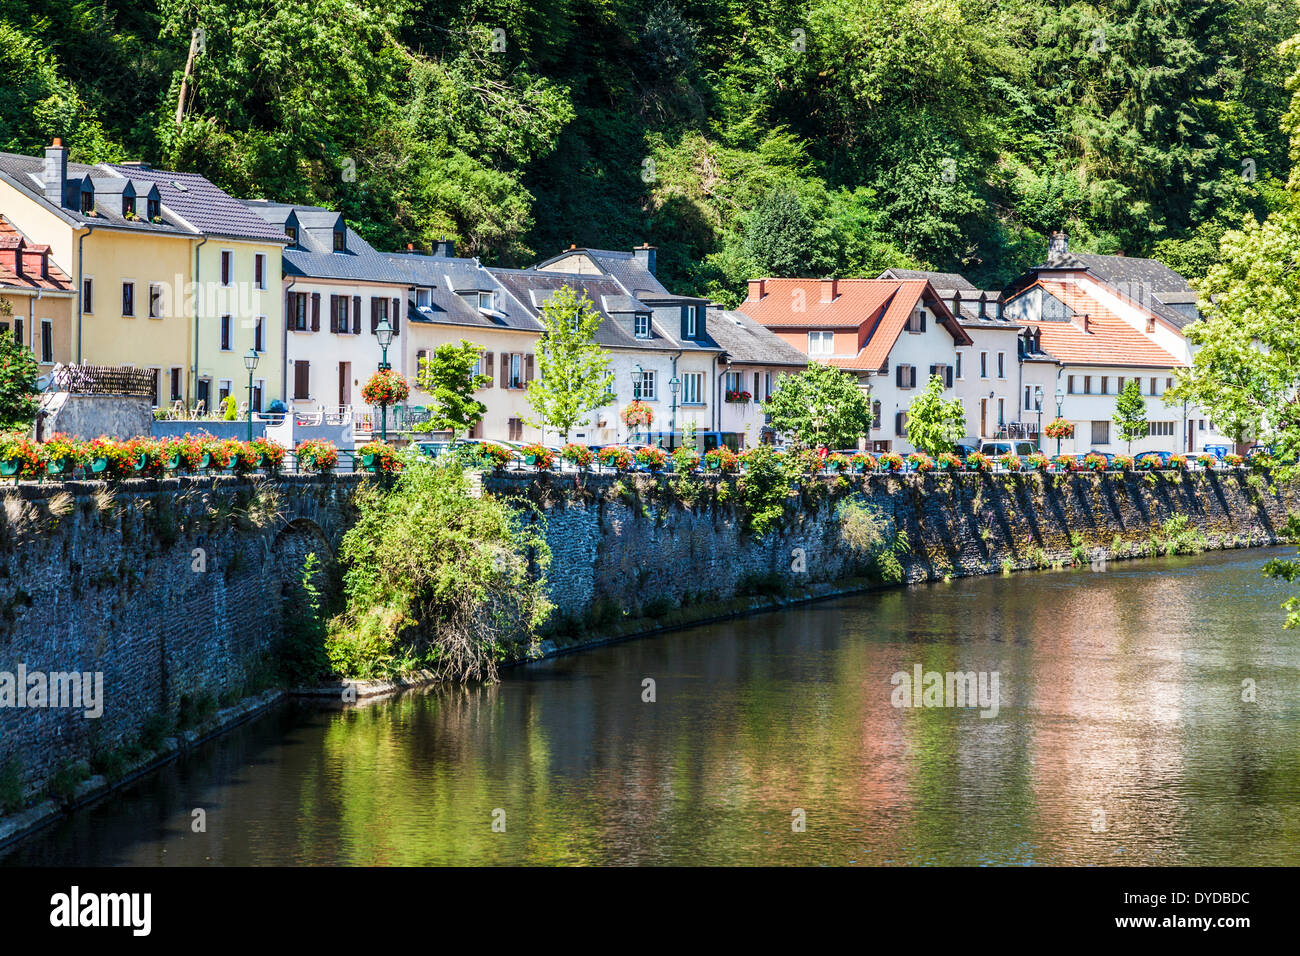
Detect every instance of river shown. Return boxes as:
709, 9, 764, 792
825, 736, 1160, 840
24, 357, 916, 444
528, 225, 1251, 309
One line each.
7, 547, 1300, 866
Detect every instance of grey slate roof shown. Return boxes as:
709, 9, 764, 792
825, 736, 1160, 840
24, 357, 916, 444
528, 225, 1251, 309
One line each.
934, 288, 1023, 329
706, 309, 809, 367
1035, 250, 1200, 329
0, 151, 190, 235
244, 200, 406, 283
536, 247, 671, 297
105, 165, 288, 243
879, 268, 978, 290
385, 252, 542, 332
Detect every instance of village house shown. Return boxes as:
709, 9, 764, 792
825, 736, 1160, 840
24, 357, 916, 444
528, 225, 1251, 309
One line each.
1001, 232, 1228, 454
0, 215, 75, 371
739, 277, 973, 453
243, 200, 410, 425
109, 166, 288, 414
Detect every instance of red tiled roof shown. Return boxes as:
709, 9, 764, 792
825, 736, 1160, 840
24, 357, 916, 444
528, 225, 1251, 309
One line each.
1022, 280, 1183, 368
0, 216, 72, 293
739, 278, 971, 371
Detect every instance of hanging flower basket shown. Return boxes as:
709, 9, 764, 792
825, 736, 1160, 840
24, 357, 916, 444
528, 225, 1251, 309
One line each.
620, 400, 654, 429
361, 368, 410, 407
1044, 418, 1074, 440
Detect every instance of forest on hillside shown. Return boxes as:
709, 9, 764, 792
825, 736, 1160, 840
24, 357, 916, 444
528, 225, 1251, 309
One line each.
1, 0, 1296, 302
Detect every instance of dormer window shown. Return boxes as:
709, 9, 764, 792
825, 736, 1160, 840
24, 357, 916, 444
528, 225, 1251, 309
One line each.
80, 189, 95, 215
478, 291, 494, 311
634, 313, 651, 338
285, 225, 297, 244
333, 228, 345, 252
686, 306, 698, 339
146, 197, 160, 220
416, 288, 432, 309
122, 195, 135, 218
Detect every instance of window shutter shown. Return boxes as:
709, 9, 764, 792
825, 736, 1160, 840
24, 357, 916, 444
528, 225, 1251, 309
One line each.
484, 352, 494, 387
920, 311, 926, 332
501, 353, 510, 388
370, 298, 379, 334
352, 296, 361, 334
329, 295, 339, 333
525, 353, 534, 383
391, 298, 400, 336
929, 364, 937, 379
895, 412, 904, 436
896, 364, 904, 387
909, 366, 917, 388
286, 290, 293, 330
311, 293, 320, 332
946, 366, 953, 388
294, 361, 310, 399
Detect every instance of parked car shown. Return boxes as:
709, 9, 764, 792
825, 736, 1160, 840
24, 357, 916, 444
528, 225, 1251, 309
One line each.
978, 440, 1039, 458
1132, 450, 1172, 468
953, 442, 978, 459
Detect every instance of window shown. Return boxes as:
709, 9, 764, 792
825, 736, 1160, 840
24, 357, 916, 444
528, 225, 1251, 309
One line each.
955, 352, 963, 379
169, 367, 182, 403
293, 361, 310, 400
896, 363, 917, 389
1091, 420, 1110, 445
508, 418, 524, 441
1117, 376, 1125, 391
252, 379, 264, 412
980, 352, 988, 377
285, 225, 297, 244
291, 292, 309, 331
765, 372, 772, 401
1146, 317, 1156, 333
1083, 376, 1092, 395
634, 313, 651, 339
82, 278, 93, 314
478, 291, 494, 311
907, 310, 927, 333
80, 190, 94, 215
896, 411, 908, 436
725, 371, 742, 394
872, 401, 882, 430
633, 369, 657, 400
220, 316, 232, 351
122, 195, 135, 218
40, 320, 53, 363
686, 308, 697, 339
146, 197, 160, 220
1067, 375, 1075, 394
221, 250, 232, 286
149, 282, 163, 318
331, 295, 349, 333
1148, 421, 1175, 437
508, 353, 524, 389
1199, 419, 1206, 432
416, 288, 432, 309
808, 331, 834, 355
997, 398, 1005, 425
1024, 386, 1031, 411
754, 372, 761, 401
1150, 377, 1158, 395
332, 229, 345, 252
678, 372, 703, 405
122, 281, 135, 316
218, 379, 232, 406
254, 254, 266, 289
254, 316, 265, 352
1166, 377, 1173, 391
13, 318, 22, 347
997, 352, 1005, 378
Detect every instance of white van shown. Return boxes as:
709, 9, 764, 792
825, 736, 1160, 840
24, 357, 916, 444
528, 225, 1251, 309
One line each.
978, 440, 1039, 457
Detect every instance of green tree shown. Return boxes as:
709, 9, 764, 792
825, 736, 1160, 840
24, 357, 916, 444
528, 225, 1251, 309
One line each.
0, 307, 39, 429
904, 374, 967, 454
525, 285, 613, 441
1112, 379, 1148, 453
763, 362, 872, 450
417, 340, 489, 439
741, 188, 835, 278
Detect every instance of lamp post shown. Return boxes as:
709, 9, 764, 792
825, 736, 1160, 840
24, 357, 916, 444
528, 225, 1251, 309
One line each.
632, 364, 644, 442
1054, 383, 1065, 456
1033, 385, 1044, 453
243, 348, 259, 442
376, 320, 393, 443
668, 375, 680, 450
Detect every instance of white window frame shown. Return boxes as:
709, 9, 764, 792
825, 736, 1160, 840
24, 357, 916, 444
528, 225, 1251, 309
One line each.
254, 253, 266, 290
980, 351, 988, 378
39, 319, 53, 364
82, 276, 94, 314
220, 249, 234, 287
254, 315, 266, 352
478, 291, 494, 311
808, 331, 834, 355
633, 370, 657, 401
634, 314, 651, 339
681, 372, 703, 405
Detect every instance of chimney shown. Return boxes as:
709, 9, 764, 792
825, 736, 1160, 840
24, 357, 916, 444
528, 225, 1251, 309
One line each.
407, 242, 414, 251
0, 236, 24, 276
21, 243, 50, 278
747, 279, 767, 301
433, 237, 455, 257
44, 138, 67, 206
820, 277, 838, 302
1048, 230, 1068, 258
1082, 313, 1091, 333
633, 242, 657, 276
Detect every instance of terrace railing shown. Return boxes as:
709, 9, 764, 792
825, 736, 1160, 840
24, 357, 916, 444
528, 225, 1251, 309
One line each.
50, 363, 158, 398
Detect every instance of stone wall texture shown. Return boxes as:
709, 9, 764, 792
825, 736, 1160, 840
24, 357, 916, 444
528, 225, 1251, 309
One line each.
2, 465, 1296, 798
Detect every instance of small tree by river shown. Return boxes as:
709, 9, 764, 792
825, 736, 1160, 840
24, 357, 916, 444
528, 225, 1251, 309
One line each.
328, 454, 552, 682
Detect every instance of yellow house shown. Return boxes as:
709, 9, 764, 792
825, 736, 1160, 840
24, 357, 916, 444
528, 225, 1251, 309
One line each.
0, 215, 75, 371
0, 141, 282, 410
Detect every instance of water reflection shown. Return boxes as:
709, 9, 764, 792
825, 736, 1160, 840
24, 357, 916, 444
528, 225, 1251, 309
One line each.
7, 548, 1300, 865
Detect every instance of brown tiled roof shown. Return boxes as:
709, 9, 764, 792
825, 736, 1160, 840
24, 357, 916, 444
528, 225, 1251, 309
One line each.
1023, 281, 1183, 368
0, 216, 72, 292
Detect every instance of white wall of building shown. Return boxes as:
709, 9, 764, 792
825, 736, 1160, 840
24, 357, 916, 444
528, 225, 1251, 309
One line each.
953, 326, 1023, 441
864, 305, 962, 454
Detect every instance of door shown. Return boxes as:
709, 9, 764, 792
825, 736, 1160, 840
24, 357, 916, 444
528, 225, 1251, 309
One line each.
979, 399, 987, 438
338, 362, 350, 408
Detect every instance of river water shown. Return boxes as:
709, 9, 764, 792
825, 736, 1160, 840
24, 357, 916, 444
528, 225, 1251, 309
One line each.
7, 548, 1300, 866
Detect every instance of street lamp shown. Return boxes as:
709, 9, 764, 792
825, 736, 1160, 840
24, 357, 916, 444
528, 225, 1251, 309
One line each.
1054, 382, 1066, 455
376, 320, 394, 442
631, 364, 644, 442
668, 375, 680, 450
243, 348, 259, 441
1033, 385, 1044, 452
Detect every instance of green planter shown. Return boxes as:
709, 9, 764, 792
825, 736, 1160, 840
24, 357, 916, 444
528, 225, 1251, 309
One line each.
86, 456, 108, 475
0, 458, 20, 477
167, 451, 183, 471
46, 455, 74, 476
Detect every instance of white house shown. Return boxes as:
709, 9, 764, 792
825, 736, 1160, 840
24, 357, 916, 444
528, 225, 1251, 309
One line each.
739, 277, 973, 453
243, 201, 410, 429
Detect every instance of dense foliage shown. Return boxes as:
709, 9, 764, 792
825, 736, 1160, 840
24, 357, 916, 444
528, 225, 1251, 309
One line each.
2, 0, 1293, 300
763, 361, 873, 449
0, 321, 39, 429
